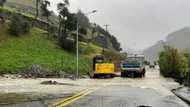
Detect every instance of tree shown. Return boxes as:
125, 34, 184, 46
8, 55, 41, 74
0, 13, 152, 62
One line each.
0, 0, 6, 7
57, 0, 70, 48
57, 0, 70, 38
35, 0, 41, 19
40, 0, 51, 34
183, 52, 190, 86
158, 46, 188, 83
92, 24, 122, 51
110, 35, 122, 51
76, 10, 90, 41
9, 14, 30, 36
79, 27, 87, 35
41, 0, 51, 21
76, 10, 90, 28
65, 13, 77, 31
103, 50, 123, 62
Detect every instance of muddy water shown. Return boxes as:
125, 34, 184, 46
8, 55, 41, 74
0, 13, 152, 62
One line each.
0, 67, 187, 107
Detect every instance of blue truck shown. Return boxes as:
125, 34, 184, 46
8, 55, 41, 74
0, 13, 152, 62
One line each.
121, 55, 146, 78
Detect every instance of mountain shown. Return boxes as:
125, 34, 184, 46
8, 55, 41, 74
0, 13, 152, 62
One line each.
143, 27, 190, 62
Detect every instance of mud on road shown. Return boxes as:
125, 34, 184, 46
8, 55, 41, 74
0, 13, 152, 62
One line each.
0, 67, 189, 107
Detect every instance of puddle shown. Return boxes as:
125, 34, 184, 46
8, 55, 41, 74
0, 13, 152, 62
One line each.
0, 93, 73, 106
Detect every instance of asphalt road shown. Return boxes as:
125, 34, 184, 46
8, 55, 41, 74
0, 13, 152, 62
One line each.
65, 68, 189, 107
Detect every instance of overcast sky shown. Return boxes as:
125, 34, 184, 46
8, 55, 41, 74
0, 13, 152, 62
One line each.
48, 0, 190, 51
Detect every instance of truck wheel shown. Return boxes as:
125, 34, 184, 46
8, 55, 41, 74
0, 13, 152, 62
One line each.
121, 72, 124, 77
110, 74, 115, 78
139, 73, 143, 78
142, 73, 145, 77
93, 74, 99, 78
131, 72, 135, 78
142, 69, 146, 77
125, 71, 128, 77
93, 74, 96, 78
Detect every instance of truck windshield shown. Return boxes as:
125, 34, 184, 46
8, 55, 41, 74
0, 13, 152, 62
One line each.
122, 63, 141, 68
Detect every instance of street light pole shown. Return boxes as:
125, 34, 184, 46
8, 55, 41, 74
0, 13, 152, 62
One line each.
76, 19, 79, 79
76, 10, 97, 79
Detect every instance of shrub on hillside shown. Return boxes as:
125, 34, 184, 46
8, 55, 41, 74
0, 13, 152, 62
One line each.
103, 50, 123, 62
183, 52, 190, 86
79, 43, 95, 55
158, 46, 188, 83
58, 38, 76, 52
0, 0, 6, 7
184, 52, 190, 68
79, 27, 87, 35
9, 14, 30, 36
21, 20, 30, 33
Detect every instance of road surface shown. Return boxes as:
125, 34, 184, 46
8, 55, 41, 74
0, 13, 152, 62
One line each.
2, 67, 189, 107
60, 68, 188, 107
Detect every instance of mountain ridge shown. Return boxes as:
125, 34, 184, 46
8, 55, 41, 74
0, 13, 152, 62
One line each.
143, 27, 190, 62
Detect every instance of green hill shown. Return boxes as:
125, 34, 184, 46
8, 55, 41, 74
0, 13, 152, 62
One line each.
0, 24, 92, 75
0, 0, 122, 75
4, 1, 121, 51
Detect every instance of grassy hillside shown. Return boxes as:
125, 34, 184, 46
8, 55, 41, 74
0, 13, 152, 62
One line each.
0, 24, 92, 75
0, 1, 121, 75
4, 1, 121, 51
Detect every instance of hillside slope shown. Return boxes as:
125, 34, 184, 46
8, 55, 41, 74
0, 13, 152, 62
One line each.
0, 24, 92, 74
143, 27, 190, 62
3, 1, 121, 51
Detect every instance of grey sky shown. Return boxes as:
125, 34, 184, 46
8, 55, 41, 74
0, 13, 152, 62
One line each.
49, 0, 190, 50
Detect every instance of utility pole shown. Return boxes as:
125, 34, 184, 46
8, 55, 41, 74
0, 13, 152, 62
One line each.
102, 24, 110, 54
104, 24, 110, 32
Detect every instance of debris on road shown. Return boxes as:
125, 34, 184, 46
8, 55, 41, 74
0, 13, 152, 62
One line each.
3, 74, 22, 79
40, 80, 75, 86
20, 65, 68, 78
21, 65, 50, 78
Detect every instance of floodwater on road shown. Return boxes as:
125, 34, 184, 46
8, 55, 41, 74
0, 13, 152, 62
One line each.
66, 68, 189, 107
0, 67, 189, 107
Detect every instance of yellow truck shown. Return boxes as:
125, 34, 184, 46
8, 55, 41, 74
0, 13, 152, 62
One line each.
93, 55, 115, 78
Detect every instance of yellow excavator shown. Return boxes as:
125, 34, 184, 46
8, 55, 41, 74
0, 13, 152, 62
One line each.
93, 55, 115, 78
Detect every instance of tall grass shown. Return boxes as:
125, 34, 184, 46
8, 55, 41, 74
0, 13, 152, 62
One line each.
0, 28, 92, 75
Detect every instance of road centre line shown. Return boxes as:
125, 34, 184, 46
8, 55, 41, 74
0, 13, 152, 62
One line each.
49, 80, 113, 107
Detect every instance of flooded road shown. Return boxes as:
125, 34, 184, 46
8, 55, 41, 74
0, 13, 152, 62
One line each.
1, 67, 189, 107
64, 68, 189, 107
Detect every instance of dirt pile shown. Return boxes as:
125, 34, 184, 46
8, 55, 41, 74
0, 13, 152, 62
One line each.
21, 65, 50, 78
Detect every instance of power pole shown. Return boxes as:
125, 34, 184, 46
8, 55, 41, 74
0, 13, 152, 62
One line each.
102, 24, 110, 54
104, 24, 110, 32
